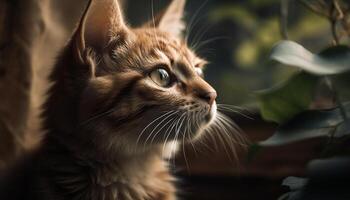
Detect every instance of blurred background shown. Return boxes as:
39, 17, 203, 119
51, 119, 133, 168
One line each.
0, 0, 346, 199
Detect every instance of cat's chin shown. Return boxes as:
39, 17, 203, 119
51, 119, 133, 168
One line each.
204, 102, 217, 124
189, 102, 217, 140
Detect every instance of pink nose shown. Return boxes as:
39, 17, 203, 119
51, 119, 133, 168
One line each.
197, 91, 217, 106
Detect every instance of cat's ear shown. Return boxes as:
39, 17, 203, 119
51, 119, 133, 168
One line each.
157, 0, 186, 39
75, 0, 128, 60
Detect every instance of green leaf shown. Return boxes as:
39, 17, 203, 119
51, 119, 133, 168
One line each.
260, 103, 350, 146
257, 72, 319, 124
270, 40, 350, 75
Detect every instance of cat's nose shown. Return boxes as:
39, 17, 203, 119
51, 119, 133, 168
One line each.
189, 77, 217, 106
196, 90, 217, 106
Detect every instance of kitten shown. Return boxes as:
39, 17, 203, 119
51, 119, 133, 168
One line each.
0, 0, 227, 199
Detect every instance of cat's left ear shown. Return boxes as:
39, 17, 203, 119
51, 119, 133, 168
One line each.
75, 0, 129, 61
156, 0, 186, 39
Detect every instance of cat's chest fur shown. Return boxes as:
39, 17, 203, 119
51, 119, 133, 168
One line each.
57, 152, 177, 200
88, 161, 176, 200
57, 142, 176, 200
1, 144, 176, 200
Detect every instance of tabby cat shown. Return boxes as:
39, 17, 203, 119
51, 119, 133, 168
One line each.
0, 0, 233, 199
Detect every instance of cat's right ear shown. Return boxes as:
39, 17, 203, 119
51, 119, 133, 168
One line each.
74, 0, 128, 62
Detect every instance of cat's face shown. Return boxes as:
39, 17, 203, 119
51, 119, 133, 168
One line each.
69, 0, 217, 153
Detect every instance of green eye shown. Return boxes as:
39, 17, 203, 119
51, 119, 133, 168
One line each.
150, 68, 171, 87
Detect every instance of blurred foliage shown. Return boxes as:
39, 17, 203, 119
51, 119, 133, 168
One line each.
201, 0, 332, 105
257, 72, 319, 124
247, 1, 350, 198
210, 4, 257, 29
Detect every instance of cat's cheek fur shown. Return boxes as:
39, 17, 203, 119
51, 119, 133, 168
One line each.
78, 77, 115, 121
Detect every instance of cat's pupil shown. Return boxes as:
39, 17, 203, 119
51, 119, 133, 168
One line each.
159, 70, 168, 80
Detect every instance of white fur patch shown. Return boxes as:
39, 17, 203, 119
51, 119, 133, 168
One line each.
162, 141, 179, 159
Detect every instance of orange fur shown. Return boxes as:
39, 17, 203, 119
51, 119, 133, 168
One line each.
0, 0, 221, 199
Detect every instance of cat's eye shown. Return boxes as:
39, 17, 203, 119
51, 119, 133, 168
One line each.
150, 68, 171, 87
195, 67, 204, 78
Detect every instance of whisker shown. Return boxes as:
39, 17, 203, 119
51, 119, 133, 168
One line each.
215, 113, 247, 170
171, 112, 187, 166
189, 17, 213, 49
161, 116, 178, 160
217, 112, 248, 146
151, 0, 156, 29
151, 0, 161, 48
149, 114, 177, 146
217, 105, 254, 120
185, 0, 210, 45
144, 110, 179, 148
193, 36, 231, 52
217, 103, 241, 107
182, 113, 190, 172
217, 104, 252, 112
136, 110, 175, 146
194, 110, 249, 169
197, 134, 216, 153
188, 111, 198, 156
203, 124, 220, 152
78, 108, 116, 127
162, 112, 184, 160
212, 121, 237, 164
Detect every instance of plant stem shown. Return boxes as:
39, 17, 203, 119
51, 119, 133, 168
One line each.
331, 0, 341, 45
331, 18, 340, 45
280, 0, 289, 39
333, 0, 344, 19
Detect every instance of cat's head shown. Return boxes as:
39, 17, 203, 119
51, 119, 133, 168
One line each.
47, 0, 219, 156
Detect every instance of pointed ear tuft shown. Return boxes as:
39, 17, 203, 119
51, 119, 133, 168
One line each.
157, 0, 186, 39
75, 0, 128, 61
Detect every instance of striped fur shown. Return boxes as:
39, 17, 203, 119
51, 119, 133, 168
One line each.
0, 0, 222, 200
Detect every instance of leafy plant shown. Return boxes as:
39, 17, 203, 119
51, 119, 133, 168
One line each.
251, 0, 350, 199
